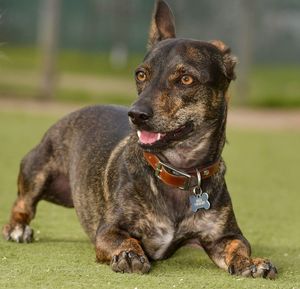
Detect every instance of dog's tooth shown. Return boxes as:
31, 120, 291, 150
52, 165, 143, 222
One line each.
137, 131, 141, 139
157, 133, 161, 141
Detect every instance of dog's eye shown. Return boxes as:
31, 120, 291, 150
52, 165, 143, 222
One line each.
181, 75, 194, 85
136, 71, 147, 82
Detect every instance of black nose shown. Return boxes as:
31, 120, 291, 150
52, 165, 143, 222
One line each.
128, 106, 153, 125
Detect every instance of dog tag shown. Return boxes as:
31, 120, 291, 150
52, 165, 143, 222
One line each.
189, 191, 210, 212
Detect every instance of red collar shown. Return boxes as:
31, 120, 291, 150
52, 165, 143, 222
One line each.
143, 151, 220, 190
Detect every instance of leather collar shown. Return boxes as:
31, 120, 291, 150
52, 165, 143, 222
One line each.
143, 151, 220, 190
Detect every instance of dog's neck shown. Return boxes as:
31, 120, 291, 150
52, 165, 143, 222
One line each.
158, 114, 227, 170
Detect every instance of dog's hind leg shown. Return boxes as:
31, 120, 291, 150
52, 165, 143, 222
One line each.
2, 159, 45, 242
2, 136, 72, 243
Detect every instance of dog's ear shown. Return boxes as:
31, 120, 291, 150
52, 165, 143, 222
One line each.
148, 0, 176, 50
210, 40, 237, 81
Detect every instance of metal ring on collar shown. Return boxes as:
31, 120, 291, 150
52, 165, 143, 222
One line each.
195, 168, 201, 188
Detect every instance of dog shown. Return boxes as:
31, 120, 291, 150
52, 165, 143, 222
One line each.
3, 0, 277, 278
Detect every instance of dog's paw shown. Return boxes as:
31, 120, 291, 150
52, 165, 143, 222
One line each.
2, 223, 34, 243
228, 257, 277, 279
111, 251, 151, 274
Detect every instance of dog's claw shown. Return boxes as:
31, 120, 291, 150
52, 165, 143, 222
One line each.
261, 263, 277, 280
140, 256, 145, 264
250, 264, 257, 273
111, 250, 150, 274
228, 265, 235, 275
127, 251, 136, 258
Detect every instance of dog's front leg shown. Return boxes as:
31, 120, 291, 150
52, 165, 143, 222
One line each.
95, 224, 150, 274
202, 235, 277, 279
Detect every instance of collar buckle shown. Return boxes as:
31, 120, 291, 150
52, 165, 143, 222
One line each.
155, 160, 192, 190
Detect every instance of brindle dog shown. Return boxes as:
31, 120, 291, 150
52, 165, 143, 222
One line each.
3, 0, 277, 279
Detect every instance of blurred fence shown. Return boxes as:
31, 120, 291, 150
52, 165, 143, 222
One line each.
0, 0, 300, 105
1, 0, 300, 63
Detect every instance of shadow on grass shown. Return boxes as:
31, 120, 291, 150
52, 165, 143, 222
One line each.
151, 242, 299, 275
37, 237, 90, 244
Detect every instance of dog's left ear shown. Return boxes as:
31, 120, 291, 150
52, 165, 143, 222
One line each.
210, 40, 237, 81
148, 0, 176, 50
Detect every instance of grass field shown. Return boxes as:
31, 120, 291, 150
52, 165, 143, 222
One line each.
0, 110, 299, 289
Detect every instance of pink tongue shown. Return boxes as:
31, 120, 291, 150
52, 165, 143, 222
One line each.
139, 131, 159, 144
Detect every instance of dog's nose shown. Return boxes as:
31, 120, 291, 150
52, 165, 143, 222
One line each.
128, 106, 153, 125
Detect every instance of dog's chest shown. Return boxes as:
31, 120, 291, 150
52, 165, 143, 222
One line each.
141, 221, 175, 260
138, 210, 224, 260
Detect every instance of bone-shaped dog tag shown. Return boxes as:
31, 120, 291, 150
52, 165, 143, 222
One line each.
189, 192, 210, 212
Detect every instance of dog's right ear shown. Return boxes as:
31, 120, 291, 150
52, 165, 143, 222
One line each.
148, 0, 176, 50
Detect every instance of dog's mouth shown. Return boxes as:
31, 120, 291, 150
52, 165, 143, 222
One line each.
137, 121, 194, 149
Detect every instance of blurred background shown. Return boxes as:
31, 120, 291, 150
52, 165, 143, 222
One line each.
1, 2, 300, 287
0, 0, 300, 108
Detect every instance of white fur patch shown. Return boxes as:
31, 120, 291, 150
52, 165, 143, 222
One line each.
9, 225, 23, 241
213, 257, 228, 270
152, 227, 174, 260
141, 219, 174, 260
149, 176, 159, 196
9, 224, 33, 243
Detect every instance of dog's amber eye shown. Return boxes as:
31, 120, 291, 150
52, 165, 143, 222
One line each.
181, 75, 194, 85
136, 71, 147, 82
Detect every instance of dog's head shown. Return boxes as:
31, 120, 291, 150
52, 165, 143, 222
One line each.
128, 0, 236, 164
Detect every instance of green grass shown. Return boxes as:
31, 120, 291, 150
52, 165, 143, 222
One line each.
1, 46, 300, 107
249, 65, 300, 108
0, 110, 299, 288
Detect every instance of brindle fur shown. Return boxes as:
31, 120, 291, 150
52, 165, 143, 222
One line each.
3, 0, 277, 279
